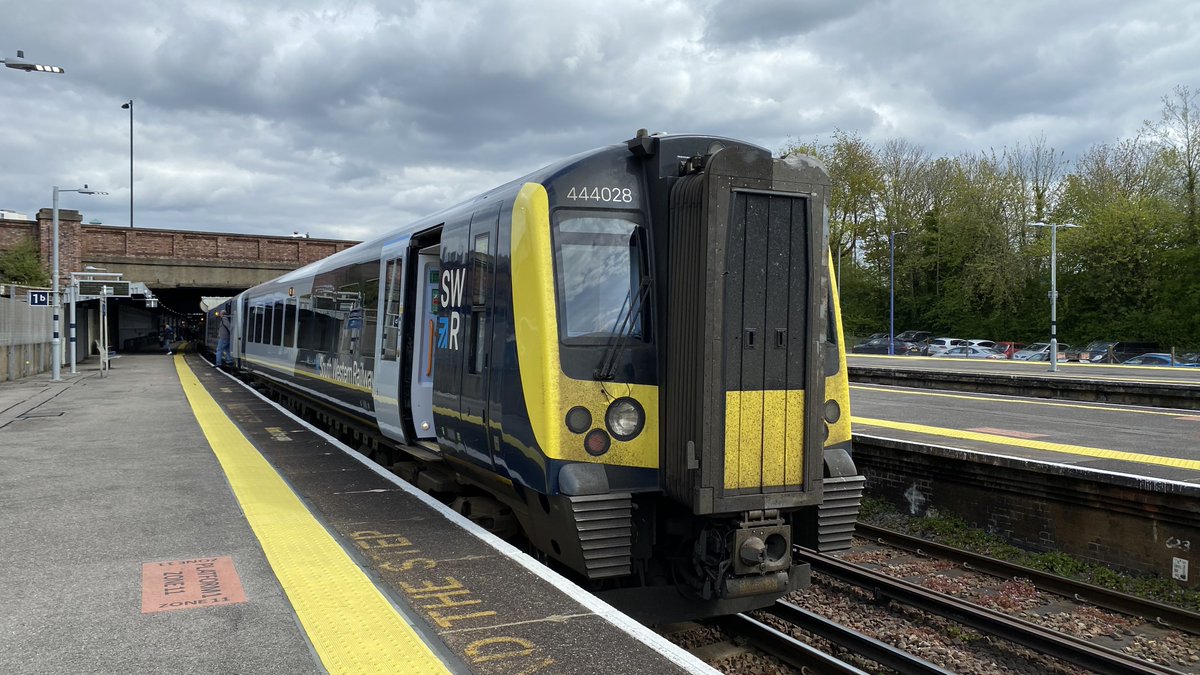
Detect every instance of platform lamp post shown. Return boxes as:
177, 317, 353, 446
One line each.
51, 186, 106, 381
1027, 221, 1079, 373
121, 100, 133, 228
887, 229, 906, 355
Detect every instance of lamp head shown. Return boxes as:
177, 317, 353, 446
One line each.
3, 50, 65, 73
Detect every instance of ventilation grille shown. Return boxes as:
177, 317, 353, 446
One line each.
569, 493, 633, 578
815, 475, 864, 551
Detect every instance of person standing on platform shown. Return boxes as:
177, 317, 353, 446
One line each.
216, 311, 232, 367
163, 324, 175, 355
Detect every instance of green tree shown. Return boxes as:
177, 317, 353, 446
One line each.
0, 238, 49, 286
1143, 85, 1200, 232
1053, 138, 1181, 344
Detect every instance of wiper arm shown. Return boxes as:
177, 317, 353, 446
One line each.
594, 276, 651, 381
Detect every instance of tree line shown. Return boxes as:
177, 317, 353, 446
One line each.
784, 85, 1200, 352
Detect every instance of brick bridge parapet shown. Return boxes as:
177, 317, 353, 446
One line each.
0, 211, 359, 290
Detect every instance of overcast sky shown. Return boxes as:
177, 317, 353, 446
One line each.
2, 0, 1197, 241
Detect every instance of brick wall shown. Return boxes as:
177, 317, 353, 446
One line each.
6, 210, 358, 289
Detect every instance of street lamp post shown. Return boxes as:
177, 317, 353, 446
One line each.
1028, 221, 1079, 372
887, 230, 906, 355
51, 186, 106, 381
121, 100, 133, 228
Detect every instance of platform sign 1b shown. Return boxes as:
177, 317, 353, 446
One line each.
28, 290, 50, 306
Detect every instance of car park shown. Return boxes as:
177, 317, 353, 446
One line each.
851, 338, 923, 355
936, 345, 1006, 359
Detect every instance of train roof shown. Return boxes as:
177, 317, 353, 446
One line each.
245, 133, 770, 295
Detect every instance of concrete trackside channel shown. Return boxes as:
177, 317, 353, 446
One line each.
851, 433, 1200, 589
849, 365, 1200, 410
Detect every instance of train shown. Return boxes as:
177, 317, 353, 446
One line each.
203, 131, 863, 621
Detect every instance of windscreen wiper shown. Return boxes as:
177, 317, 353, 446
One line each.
594, 276, 651, 381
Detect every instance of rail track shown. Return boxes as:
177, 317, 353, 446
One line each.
855, 522, 1200, 636
791, 545, 1186, 674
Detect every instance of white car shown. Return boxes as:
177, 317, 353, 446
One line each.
937, 345, 1006, 359
927, 337, 966, 356
967, 339, 997, 350
1013, 343, 1069, 360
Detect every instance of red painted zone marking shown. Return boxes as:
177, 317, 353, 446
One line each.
967, 427, 1048, 439
141, 556, 247, 613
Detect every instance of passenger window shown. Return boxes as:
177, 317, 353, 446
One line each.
469, 233, 490, 374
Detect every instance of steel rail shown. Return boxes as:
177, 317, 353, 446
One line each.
797, 546, 1185, 675
761, 601, 955, 674
717, 613, 871, 675
856, 522, 1200, 636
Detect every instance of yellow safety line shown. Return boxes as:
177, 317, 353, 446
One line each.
850, 354, 1200, 385
852, 415, 1200, 471
850, 384, 1200, 418
172, 355, 449, 675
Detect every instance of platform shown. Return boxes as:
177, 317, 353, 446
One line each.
0, 355, 717, 674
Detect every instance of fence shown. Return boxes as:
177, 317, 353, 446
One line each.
0, 290, 53, 381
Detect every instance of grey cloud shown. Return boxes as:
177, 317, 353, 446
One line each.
1, 0, 1197, 240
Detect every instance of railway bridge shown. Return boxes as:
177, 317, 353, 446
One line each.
0, 209, 357, 371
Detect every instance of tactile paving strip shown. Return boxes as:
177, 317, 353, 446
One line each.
173, 356, 449, 674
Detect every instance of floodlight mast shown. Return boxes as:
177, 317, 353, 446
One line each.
1, 50, 65, 74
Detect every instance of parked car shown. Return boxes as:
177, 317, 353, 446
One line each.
851, 338, 923, 355
895, 330, 932, 344
993, 341, 1025, 359
894, 331, 933, 355
927, 337, 966, 356
1026, 350, 1070, 362
967, 339, 998, 350
1078, 341, 1159, 363
1012, 343, 1070, 361
1121, 353, 1198, 367
936, 345, 1006, 359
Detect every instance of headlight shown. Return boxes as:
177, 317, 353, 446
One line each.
605, 397, 644, 441
565, 406, 591, 434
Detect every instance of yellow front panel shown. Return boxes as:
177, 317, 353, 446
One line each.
724, 390, 806, 490
825, 250, 853, 447
510, 183, 658, 469
785, 390, 805, 485
738, 390, 764, 488
761, 390, 787, 487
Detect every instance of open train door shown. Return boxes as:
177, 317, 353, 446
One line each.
374, 237, 411, 442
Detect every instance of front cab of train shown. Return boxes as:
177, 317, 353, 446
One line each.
512, 134, 863, 616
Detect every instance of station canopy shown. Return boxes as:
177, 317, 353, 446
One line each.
199, 296, 233, 313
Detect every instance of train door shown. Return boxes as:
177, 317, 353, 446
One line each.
409, 249, 439, 439
457, 204, 500, 463
374, 238, 410, 442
